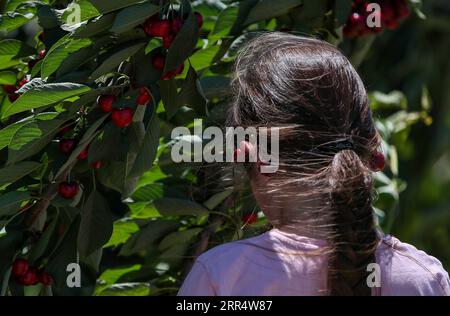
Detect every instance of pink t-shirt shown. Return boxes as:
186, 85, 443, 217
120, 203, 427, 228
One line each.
178, 228, 450, 296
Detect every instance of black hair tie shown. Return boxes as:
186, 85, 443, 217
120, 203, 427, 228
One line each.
334, 138, 355, 152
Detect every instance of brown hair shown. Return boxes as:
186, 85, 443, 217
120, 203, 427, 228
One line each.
228, 32, 380, 296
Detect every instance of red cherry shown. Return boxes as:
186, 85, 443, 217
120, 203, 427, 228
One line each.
136, 87, 152, 105
12, 259, 29, 278
3, 84, 17, 94
242, 213, 258, 225
175, 63, 184, 75
90, 160, 102, 169
18, 79, 28, 88
381, 2, 398, 29
162, 34, 175, 49
111, 107, 134, 128
383, 18, 398, 30
143, 15, 159, 36
58, 181, 79, 199
194, 12, 203, 29
371, 151, 385, 171
59, 139, 77, 155
161, 63, 184, 81
77, 145, 89, 160
161, 72, 173, 81
19, 268, 39, 286
38, 270, 54, 286
8, 93, 19, 102
97, 95, 116, 113
28, 59, 38, 70
396, 0, 410, 19
152, 54, 165, 70
38, 49, 46, 60
38, 32, 45, 42
147, 20, 171, 38
171, 15, 183, 33
343, 12, 366, 38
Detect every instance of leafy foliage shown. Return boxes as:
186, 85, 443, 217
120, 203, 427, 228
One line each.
0, 0, 434, 296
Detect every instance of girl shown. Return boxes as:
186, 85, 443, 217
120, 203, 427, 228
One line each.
178, 32, 450, 296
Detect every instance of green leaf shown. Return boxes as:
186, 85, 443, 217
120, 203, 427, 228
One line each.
37, 4, 61, 29
334, 0, 353, 26
0, 161, 41, 186
244, 0, 303, 25
78, 191, 113, 257
0, 113, 58, 151
153, 198, 209, 217
55, 45, 97, 78
0, 39, 35, 62
0, 71, 17, 85
0, 191, 29, 218
90, 42, 146, 79
46, 216, 80, 292
209, 5, 239, 42
131, 183, 164, 202
203, 189, 233, 210
132, 48, 162, 87
159, 79, 179, 119
369, 91, 407, 111
111, 2, 159, 34
7, 116, 65, 164
158, 228, 202, 251
74, 13, 116, 38
88, 122, 121, 163
178, 66, 208, 116
58, 0, 101, 26
41, 38, 92, 78
127, 111, 160, 178
119, 220, 179, 256
97, 282, 151, 296
129, 202, 161, 219
97, 161, 127, 194
28, 217, 58, 264
90, 0, 147, 15
0, 12, 32, 32
159, 243, 189, 265
55, 114, 109, 179
6, 0, 29, 11
164, 12, 199, 73
0, 59, 20, 71
97, 264, 141, 286
189, 45, 221, 71
1, 83, 91, 119
0, 230, 23, 287
104, 219, 139, 248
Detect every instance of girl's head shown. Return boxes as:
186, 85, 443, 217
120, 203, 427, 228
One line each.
228, 32, 381, 296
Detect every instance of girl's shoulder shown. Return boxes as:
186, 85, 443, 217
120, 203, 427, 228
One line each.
196, 233, 267, 266
377, 235, 450, 295
196, 228, 327, 267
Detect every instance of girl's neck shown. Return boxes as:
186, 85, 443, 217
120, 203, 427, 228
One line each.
274, 224, 329, 241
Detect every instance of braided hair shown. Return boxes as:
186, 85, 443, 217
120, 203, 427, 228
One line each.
228, 32, 380, 296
